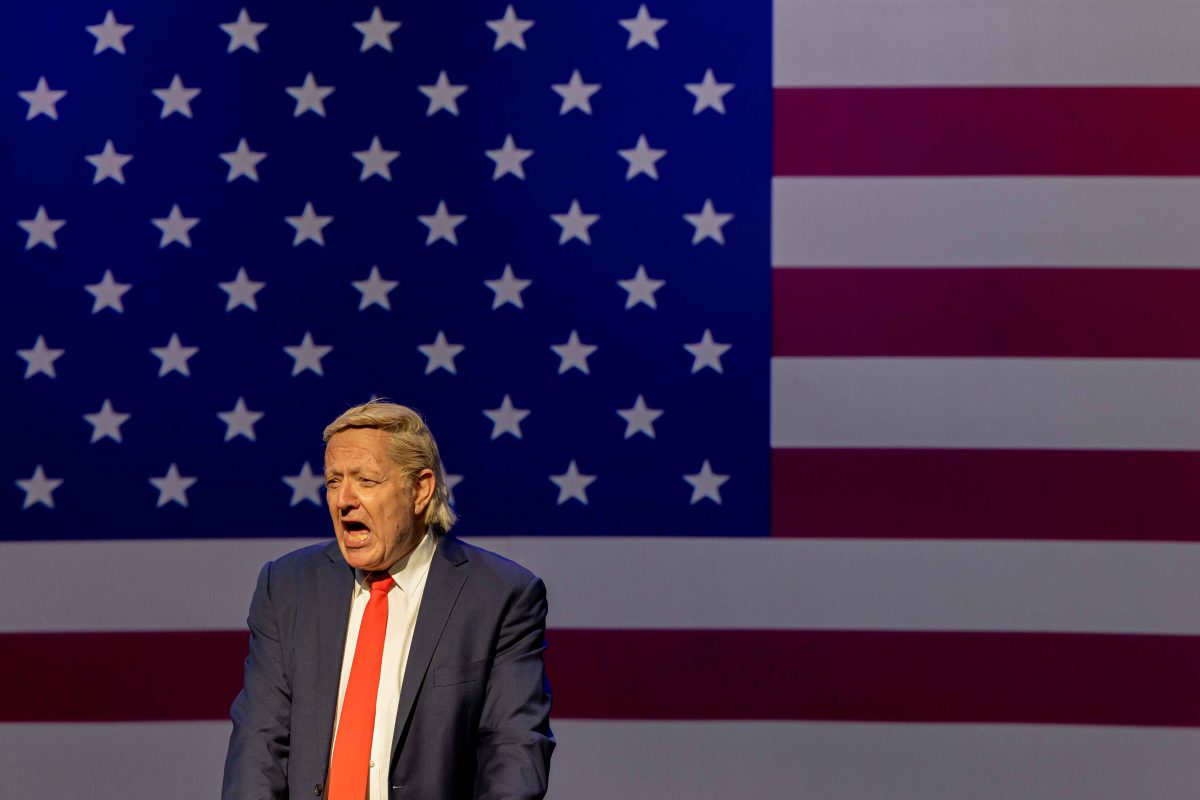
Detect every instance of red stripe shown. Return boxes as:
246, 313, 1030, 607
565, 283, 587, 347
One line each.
0, 631, 246, 722
773, 268, 1200, 358
774, 87, 1200, 176
547, 629, 1200, 725
772, 448, 1200, 541
3, 629, 1198, 726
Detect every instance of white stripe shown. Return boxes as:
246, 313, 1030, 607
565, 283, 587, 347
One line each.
772, 178, 1200, 268
489, 537, 1200, 635
772, 357, 1200, 450
4, 720, 1199, 800
0, 537, 319, 632
774, 0, 1200, 86
4, 537, 1200, 634
0, 722, 231, 800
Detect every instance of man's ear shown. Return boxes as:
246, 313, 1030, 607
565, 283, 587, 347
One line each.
412, 468, 436, 516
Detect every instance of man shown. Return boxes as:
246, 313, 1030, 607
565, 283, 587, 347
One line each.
223, 400, 554, 800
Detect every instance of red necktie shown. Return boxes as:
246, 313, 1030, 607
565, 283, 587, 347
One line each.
328, 573, 395, 800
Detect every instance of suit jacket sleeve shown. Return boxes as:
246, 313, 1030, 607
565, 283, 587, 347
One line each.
223, 561, 292, 800
473, 574, 555, 800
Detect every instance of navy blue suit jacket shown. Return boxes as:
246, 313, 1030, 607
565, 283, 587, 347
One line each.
222, 534, 554, 800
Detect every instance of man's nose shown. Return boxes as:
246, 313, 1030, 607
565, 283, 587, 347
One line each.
336, 482, 358, 509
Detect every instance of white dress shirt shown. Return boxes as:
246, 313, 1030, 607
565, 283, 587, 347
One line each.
329, 531, 435, 800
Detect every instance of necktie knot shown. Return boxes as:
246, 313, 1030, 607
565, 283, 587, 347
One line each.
368, 574, 394, 595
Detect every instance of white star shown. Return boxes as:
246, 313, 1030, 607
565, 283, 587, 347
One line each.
550, 460, 596, 505
684, 460, 730, 505
151, 333, 199, 377
85, 139, 133, 184
354, 6, 401, 52
284, 331, 332, 376
418, 200, 466, 245
352, 136, 399, 181
684, 329, 731, 374
283, 462, 324, 506
220, 8, 268, 53
617, 395, 664, 439
219, 267, 266, 311
152, 74, 200, 119
17, 206, 65, 249
418, 70, 468, 116
219, 138, 267, 182
617, 265, 665, 310
16, 465, 63, 510
418, 331, 465, 375
151, 204, 200, 248
484, 395, 530, 440
84, 270, 131, 314
685, 68, 734, 114
285, 202, 333, 246
551, 199, 599, 245
552, 70, 600, 115
485, 134, 533, 180
16, 336, 63, 379
83, 399, 131, 443
684, 198, 733, 245
487, 5, 534, 51
150, 463, 197, 508
86, 10, 134, 55
551, 330, 597, 375
18, 77, 67, 121
352, 265, 398, 310
617, 134, 666, 180
484, 264, 531, 309
218, 397, 264, 442
286, 72, 334, 117
618, 5, 667, 49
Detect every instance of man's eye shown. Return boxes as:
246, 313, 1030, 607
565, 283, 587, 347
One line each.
325, 480, 338, 489
360, 479, 377, 486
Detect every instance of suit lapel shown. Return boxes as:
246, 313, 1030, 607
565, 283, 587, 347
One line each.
390, 534, 469, 761
315, 541, 354, 761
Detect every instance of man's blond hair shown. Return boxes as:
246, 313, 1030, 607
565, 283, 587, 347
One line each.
322, 400, 457, 535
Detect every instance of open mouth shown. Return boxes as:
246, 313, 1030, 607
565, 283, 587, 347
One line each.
342, 520, 370, 545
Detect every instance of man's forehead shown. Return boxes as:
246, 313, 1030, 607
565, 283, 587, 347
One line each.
324, 428, 392, 467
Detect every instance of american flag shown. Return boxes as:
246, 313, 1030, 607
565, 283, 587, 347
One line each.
2, 1, 1198, 798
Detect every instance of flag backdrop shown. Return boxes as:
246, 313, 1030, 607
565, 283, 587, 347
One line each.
3, 1, 1200, 798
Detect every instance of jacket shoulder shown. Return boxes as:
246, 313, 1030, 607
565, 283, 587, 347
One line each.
260, 540, 339, 585
271, 540, 335, 567
452, 537, 540, 588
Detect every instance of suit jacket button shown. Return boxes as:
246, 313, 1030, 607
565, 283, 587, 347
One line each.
314, 784, 323, 796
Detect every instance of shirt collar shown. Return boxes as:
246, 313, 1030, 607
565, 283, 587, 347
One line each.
352, 530, 436, 596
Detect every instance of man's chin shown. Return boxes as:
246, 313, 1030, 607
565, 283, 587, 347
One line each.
338, 541, 385, 572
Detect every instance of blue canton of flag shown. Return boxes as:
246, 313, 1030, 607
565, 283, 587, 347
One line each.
2, 0, 770, 539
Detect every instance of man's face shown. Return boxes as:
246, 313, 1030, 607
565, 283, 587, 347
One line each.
324, 428, 432, 572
